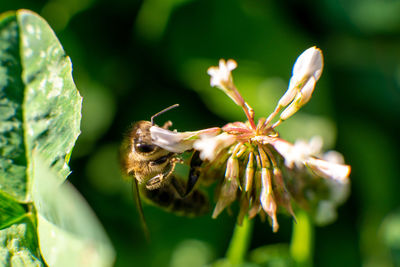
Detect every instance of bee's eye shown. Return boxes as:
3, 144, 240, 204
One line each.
135, 143, 156, 153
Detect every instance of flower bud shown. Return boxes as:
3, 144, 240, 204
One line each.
278, 47, 323, 121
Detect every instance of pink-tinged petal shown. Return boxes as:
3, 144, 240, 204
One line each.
225, 155, 239, 182
259, 168, 279, 231
244, 152, 255, 193
212, 177, 239, 218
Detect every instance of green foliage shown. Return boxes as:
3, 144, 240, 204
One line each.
249, 244, 292, 267
0, 219, 43, 266
0, 10, 114, 266
381, 210, 400, 266
32, 154, 114, 266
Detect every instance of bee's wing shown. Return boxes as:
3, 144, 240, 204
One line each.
132, 179, 150, 242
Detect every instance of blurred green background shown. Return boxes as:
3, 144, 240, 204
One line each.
2, 0, 400, 266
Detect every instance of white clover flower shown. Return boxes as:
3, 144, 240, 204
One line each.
141, 47, 350, 232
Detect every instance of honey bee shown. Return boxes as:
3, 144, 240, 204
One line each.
120, 105, 209, 233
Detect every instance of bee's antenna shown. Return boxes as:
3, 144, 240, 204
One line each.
151, 104, 179, 125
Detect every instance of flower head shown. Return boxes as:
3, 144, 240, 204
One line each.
150, 47, 350, 232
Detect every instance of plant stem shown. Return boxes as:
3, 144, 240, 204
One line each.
226, 216, 254, 265
290, 210, 314, 267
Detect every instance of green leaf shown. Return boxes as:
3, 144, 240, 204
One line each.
0, 193, 26, 230
0, 11, 29, 202
0, 9, 112, 267
0, 218, 44, 266
32, 153, 115, 267
0, 9, 82, 202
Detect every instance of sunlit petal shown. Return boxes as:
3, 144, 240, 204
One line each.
305, 157, 351, 183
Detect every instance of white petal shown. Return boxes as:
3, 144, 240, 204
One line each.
150, 126, 194, 153
279, 94, 302, 121
272, 137, 324, 169
308, 136, 324, 155
270, 139, 296, 168
292, 46, 323, 81
322, 150, 345, 164
277, 77, 298, 107
298, 77, 316, 106
226, 59, 237, 71
207, 59, 237, 88
305, 157, 351, 183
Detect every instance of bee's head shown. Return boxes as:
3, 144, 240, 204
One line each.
132, 104, 180, 154
131, 121, 158, 154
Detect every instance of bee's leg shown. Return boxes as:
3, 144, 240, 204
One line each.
146, 155, 182, 190
168, 150, 202, 198
145, 174, 164, 190
149, 153, 173, 166
184, 150, 203, 197
146, 167, 174, 190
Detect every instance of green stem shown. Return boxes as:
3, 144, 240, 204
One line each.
290, 210, 314, 267
226, 216, 254, 265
